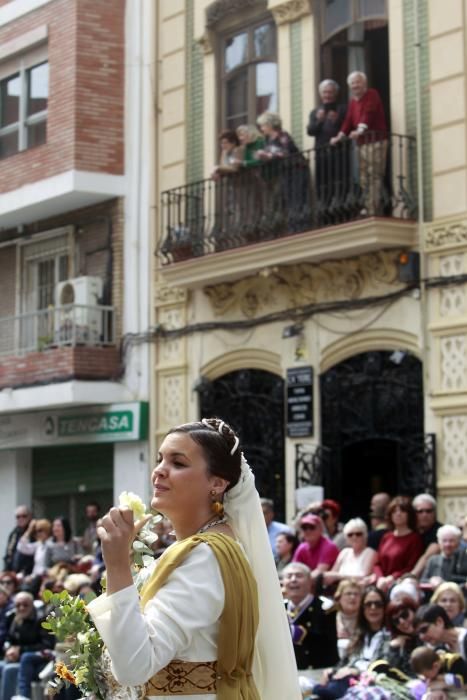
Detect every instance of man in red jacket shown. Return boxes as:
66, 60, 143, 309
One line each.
330, 71, 388, 216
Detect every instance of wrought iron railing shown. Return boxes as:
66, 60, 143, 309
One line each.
0, 304, 115, 357
159, 132, 417, 264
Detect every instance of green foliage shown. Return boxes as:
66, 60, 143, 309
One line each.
43, 590, 104, 698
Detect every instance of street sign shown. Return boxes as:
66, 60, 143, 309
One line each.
286, 366, 313, 437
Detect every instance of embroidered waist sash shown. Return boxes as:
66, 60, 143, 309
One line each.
146, 660, 218, 696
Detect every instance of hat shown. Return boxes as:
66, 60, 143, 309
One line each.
322, 499, 341, 517
300, 514, 322, 528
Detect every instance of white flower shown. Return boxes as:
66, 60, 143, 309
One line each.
118, 491, 147, 520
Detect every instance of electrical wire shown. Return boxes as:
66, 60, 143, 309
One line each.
120, 271, 467, 361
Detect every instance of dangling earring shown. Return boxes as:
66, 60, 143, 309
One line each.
210, 490, 224, 517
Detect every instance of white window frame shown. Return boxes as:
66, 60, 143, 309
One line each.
0, 42, 48, 156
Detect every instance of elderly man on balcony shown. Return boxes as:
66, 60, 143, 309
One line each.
330, 71, 388, 216
307, 79, 347, 222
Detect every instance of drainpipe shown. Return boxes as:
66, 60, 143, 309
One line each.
413, 0, 431, 452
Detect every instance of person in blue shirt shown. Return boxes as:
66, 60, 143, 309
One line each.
261, 498, 294, 557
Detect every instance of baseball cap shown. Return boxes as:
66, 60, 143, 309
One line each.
300, 514, 322, 528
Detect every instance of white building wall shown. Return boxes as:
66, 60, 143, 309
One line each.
0, 449, 32, 564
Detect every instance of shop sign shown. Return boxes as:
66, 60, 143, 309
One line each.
0, 402, 148, 450
286, 366, 313, 437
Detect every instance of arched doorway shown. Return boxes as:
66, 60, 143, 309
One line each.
196, 368, 286, 519
320, 351, 435, 521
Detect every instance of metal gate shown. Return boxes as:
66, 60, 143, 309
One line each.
300, 351, 436, 518
196, 369, 286, 519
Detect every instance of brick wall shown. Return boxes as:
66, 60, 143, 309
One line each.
75, 0, 124, 173
0, 0, 124, 195
0, 346, 121, 389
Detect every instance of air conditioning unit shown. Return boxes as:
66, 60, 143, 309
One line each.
55, 276, 104, 345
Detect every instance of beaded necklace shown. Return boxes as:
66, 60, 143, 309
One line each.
197, 516, 227, 534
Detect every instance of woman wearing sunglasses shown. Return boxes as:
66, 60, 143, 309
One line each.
415, 603, 467, 660
385, 595, 420, 676
313, 586, 390, 698
323, 518, 377, 588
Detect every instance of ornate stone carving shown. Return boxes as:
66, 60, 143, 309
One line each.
157, 307, 185, 364
439, 255, 466, 317
161, 374, 184, 426
198, 31, 214, 54
442, 415, 467, 476
206, 0, 266, 28
155, 285, 188, 306
204, 250, 400, 318
271, 0, 312, 25
441, 335, 467, 391
441, 495, 467, 526
425, 218, 467, 250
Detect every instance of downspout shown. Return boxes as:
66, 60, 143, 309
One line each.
413, 0, 431, 447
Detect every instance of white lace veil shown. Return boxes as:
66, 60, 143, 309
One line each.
224, 453, 301, 700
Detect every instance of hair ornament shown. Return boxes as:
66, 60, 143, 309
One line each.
201, 417, 239, 455
230, 435, 240, 456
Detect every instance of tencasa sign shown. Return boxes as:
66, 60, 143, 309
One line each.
0, 402, 148, 450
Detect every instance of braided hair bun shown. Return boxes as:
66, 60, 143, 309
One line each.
167, 418, 241, 490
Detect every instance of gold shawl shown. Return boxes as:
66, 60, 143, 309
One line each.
140, 532, 260, 700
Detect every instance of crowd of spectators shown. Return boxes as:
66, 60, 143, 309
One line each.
3, 489, 467, 700
264, 492, 467, 699
0, 502, 179, 700
210, 70, 390, 241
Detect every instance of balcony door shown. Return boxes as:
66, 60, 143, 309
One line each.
319, 0, 389, 125
21, 234, 70, 351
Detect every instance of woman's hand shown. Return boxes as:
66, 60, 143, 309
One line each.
98, 506, 135, 570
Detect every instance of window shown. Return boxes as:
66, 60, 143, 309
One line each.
221, 20, 277, 131
0, 59, 48, 159
321, 0, 387, 41
22, 233, 70, 313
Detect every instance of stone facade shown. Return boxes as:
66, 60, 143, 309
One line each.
152, 0, 467, 523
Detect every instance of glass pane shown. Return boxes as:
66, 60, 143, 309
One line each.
226, 69, 248, 123
0, 130, 18, 159
27, 120, 47, 148
358, 0, 386, 19
324, 0, 352, 38
225, 32, 247, 73
38, 259, 55, 309
256, 62, 278, 116
27, 62, 48, 116
58, 255, 69, 282
0, 73, 20, 127
254, 23, 275, 59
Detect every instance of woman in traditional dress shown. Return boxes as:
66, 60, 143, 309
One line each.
88, 418, 300, 700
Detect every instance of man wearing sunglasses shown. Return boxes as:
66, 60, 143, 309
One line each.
412, 493, 444, 578
3, 508, 34, 576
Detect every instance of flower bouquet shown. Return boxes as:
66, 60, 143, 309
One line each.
42, 492, 162, 699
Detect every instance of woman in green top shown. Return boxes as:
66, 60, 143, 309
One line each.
236, 124, 264, 167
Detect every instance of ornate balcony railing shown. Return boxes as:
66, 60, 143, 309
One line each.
159, 132, 417, 264
0, 304, 115, 357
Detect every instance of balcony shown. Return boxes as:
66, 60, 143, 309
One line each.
0, 305, 120, 390
158, 133, 418, 289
